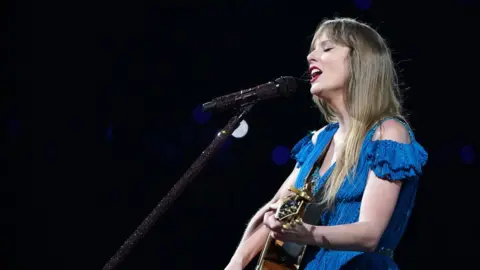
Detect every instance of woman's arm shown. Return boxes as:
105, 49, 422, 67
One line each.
265, 120, 410, 252
308, 170, 402, 251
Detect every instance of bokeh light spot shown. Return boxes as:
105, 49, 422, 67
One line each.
193, 104, 212, 124
354, 0, 372, 10
460, 145, 474, 164
272, 146, 290, 166
232, 120, 249, 139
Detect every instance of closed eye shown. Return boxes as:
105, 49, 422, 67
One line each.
323, 48, 333, 52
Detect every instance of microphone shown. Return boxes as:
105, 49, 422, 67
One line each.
202, 76, 297, 112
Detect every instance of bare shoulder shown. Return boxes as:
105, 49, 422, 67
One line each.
372, 119, 411, 144
311, 125, 329, 145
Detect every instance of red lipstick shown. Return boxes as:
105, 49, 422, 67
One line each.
309, 66, 322, 83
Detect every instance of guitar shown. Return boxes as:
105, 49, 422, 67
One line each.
255, 183, 314, 270
255, 137, 330, 270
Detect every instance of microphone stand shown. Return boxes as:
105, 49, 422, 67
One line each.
102, 102, 256, 270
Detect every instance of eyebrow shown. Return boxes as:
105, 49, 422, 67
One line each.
318, 40, 333, 47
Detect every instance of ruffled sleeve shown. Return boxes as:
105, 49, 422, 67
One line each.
366, 139, 428, 181
290, 132, 314, 167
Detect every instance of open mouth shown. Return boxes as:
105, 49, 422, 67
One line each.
309, 66, 322, 83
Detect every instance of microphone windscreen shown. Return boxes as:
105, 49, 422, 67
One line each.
275, 76, 297, 96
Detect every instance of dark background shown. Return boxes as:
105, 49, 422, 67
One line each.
3, 0, 479, 269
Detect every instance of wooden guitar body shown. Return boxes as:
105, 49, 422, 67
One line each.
255, 236, 306, 270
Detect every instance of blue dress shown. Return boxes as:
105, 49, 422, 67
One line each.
290, 118, 428, 270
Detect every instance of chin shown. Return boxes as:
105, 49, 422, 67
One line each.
310, 85, 325, 96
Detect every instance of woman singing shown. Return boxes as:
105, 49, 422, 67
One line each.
225, 17, 428, 270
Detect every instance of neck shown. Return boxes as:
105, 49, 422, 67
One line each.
324, 93, 349, 136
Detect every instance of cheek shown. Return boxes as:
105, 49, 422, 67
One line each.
324, 65, 347, 83
330, 62, 349, 82
322, 55, 342, 73
338, 64, 349, 81
319, 55, 349, 85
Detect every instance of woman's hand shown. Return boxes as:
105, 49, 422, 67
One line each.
262, 203, 316, 246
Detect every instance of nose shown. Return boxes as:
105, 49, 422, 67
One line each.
307, 50, 317, 64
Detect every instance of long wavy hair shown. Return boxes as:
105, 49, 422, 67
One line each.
311, 18, 405, 208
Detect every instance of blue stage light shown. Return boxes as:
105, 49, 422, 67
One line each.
460, 145, 474, 165
272, 146, 290, 166
354, 0, 372, 10
193, 104, 211, 124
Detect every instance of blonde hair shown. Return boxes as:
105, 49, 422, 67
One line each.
311, 18, 404, 208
